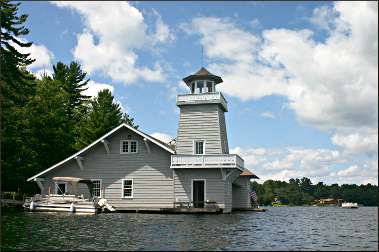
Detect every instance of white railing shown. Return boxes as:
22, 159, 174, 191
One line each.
171, 154, 244, 170
176, 92, 228, 111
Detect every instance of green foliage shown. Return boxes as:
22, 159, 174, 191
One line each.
1, 0, 37, 193
73, 89, 138, 150
0, 2, 138, 195
0, 0, 35, 103
251, 178, 378, 206
52, 61, 90, 121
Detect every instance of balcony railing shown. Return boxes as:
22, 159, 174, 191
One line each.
176, 92, 228, 111
170, 154, 244, 170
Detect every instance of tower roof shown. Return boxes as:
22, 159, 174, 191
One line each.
183, 67, 223, 85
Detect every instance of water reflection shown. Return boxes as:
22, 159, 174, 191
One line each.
1, 207, 378, 251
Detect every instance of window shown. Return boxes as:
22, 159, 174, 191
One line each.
120, 140, 138, 154
206, 81, 214, 93
197, 81, 204, 93
194, 140, 205, 155
91, 179, 102, 198
191, 82, 195, 94
122, 179, 133, 198
130, 141, 137, 153
55, 182, 67, 195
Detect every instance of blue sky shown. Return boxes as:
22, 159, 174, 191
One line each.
19, 1, 378, 185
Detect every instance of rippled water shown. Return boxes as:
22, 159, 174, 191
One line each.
1, 207, 378, 251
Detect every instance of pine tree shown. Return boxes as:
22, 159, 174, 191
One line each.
74, 89, 137, 150
52, 61, 90, 121
26, 77, 72, 172
0, 0, 35, 103
1, 0, 37, 192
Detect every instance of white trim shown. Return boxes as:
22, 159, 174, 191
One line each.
101, 139, 110, 155
54, 182, 67, 195
143, 138, 151, 153
91, 179, 102, 198
122, 178, 134, 199
27, 123, 175, 181
75, 156, 84, 171
191, 179, 207, 207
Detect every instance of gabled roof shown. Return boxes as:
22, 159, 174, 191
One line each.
240, 169, 259, 179
27, 123, 175, 182
182, 67, 223, 85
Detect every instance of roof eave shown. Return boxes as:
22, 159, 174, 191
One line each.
27, 123, 175, 182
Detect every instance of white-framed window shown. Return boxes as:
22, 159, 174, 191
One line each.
120, 140, 138, 154
55, 182, 67, 195
206, 81, 214, 92
91, 179, 102, 198
194, 140, 205, 155
122, 179, 134, 198
196, 80, 204, 94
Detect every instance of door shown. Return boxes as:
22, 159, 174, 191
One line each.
193, 180, 205, 208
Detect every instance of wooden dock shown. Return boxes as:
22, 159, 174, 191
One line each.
233, 207, 267, 212
1, 199, 24, 208
161, 207, 223, 214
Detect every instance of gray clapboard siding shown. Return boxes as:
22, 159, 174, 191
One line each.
218, 106, 229, 154
232, 177, 251, 209
40, 127, 174, 210
173, 169, 228, 211
176, 104, 228, 155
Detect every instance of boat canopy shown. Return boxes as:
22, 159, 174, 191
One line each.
52, 177, 93, 185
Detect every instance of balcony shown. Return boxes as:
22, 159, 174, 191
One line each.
176, 92, 228, 111
170, 154, 244, 170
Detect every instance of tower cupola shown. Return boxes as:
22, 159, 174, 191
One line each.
183, 67, 223, 94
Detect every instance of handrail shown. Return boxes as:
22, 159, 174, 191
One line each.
171, 154, 244, 170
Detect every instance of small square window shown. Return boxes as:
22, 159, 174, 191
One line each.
120, 140, 138, 154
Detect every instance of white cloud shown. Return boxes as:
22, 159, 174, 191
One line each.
182, 2, 378, 160
13, 40, 54, 70
232, 145, 376, 185
230, 147, 378, 184
152, 9, 175, 44
150, 132, 173, 143
260, 111, 275, 119
82, 80, 114, 98
331, 128, 378, 156
34, 69, 53, 79
52, 1, 172, 85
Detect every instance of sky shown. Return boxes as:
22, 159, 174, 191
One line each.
18, 1, 378, 185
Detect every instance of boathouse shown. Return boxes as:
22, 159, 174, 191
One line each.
27, 68, 259, 213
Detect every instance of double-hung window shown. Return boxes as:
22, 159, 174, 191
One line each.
120, 140, 138, 154
91, 179, 102, 198
122, 179, 133, 198
194, 140, 205, 155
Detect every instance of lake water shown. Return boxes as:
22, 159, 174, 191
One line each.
1, 207, 378, 251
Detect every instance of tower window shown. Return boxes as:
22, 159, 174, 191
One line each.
191, 83, 195, 94
194, 140, 205, 155
197, 81, 204, 93
206, 81, 214, 92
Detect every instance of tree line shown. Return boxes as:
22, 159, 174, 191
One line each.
251, 177, 378, 206
1, 1, 137, 195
